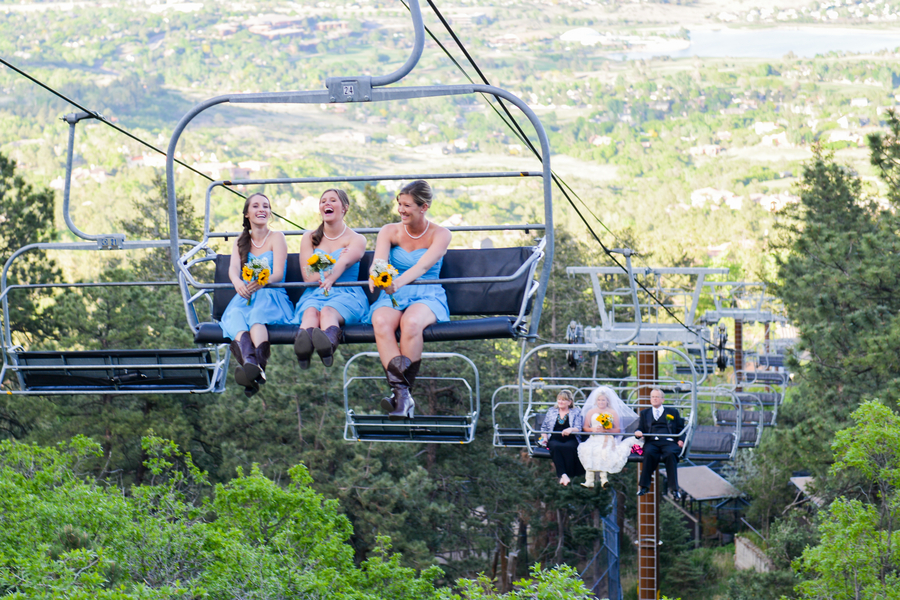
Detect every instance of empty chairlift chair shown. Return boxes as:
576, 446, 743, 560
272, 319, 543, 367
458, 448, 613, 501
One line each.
683, 389, 742, 463
0, 111, 227, 396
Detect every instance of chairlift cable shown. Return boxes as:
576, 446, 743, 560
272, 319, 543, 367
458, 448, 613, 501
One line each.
421, 2, 717, 347
414, 1, 626, 249
0, 57, 305, 230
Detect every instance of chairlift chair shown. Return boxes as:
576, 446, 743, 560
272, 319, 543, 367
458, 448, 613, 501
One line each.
0, 112, 228, 396
163, 0, 554, 442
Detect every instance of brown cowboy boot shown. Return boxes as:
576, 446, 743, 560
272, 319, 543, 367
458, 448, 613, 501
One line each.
293, 327, 314, 370
255, 341, 271, 384
386, 355, 415, 420
311, 326, 342, 367
235, 336, 260, 386
380, 359, 421, 412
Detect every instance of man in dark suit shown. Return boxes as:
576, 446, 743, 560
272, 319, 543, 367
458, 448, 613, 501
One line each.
635, 388, 685, 500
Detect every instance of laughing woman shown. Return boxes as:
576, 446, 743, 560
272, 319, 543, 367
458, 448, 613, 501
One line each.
292, 189, 368, 368
220, 193, 293, 396
367, 180, 451, 420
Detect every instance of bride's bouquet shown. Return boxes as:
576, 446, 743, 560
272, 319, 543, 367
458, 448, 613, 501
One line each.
242, 256, 271, 305
595, 413, 613, 430
370, 258, 399, 308
306, 250, 336, 296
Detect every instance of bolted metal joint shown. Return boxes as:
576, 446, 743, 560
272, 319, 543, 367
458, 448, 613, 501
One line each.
325, 76, 373, 103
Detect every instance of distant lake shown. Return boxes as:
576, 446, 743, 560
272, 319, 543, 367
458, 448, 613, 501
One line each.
612, 28, 900, 60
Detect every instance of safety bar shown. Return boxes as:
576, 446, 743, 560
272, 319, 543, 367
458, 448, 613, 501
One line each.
178, 236, 546, 291
1, 240, 196, 348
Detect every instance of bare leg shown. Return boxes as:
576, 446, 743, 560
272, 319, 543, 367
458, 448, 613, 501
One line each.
397, 303, 437, 363
249, 323, 269, 346
299, 307, 321, 329
371, 307, 402, 368
319, 306, 344, 329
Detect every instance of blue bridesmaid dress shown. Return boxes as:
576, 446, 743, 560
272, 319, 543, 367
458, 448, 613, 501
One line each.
292, 248, 369, 325
220, 250, 293, 339
366, 246, 449, 322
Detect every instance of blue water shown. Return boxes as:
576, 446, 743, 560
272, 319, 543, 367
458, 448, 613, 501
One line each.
612, 28, 900, 60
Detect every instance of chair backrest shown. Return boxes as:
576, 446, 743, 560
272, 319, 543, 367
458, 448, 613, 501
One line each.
212, 247, 535, 321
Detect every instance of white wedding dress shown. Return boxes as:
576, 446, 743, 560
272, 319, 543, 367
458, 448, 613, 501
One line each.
578, 412, 642, 474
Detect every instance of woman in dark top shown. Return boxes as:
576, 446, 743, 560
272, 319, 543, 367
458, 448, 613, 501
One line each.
539, 390, 585, 486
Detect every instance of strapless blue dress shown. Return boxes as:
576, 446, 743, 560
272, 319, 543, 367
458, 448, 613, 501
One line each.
365, 246, 449, 322
292, 248, 369, 325
220, 250, 293, 340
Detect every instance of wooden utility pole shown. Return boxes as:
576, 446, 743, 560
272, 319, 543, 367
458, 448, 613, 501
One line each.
636, 350, 659, 600
734, 319, 743, 392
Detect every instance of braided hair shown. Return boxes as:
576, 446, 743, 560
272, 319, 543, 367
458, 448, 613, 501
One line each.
236, 193, 270, 266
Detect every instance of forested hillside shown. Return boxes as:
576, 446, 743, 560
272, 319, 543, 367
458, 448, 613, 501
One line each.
3, 1, 900, 598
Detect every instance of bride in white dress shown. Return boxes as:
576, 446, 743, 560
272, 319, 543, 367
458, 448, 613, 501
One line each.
578, 386, 643, 488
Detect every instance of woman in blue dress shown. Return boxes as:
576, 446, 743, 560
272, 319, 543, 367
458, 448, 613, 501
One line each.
220, 192, 293, 396
292, 188, 367, 368
367, 180, 451, 419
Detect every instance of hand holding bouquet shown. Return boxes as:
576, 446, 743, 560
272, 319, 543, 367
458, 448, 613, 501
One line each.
596, 413, 613, 430
370, 258, 400, 308
242, 256, 271, 305
306, 251, 336, 296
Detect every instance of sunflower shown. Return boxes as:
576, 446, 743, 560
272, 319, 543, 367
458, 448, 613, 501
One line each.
307, 254, 320, 266
257, 268, 270, 286
242, 266, 253, 282
377, 272, 392, 287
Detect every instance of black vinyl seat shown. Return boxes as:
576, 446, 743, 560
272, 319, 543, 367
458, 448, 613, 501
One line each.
675, 361, 716, 375
11, 349, 223, 393
740, 371, 789, 385
736, 392, 782, 406
194, 247, 538, 345
686, 425, 737, 461
756, 354, 786, 368
715, 409, 774, 426
345, 413, 475, 443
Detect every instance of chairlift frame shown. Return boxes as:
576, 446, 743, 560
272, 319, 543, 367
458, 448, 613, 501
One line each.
0, 110, 227, 395
157, 0, 553, 434
343, 352, 479, 443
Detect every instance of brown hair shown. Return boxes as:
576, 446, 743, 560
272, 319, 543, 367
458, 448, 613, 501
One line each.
236, 193, 270, 265
398, 179, 433, 208
557, 390, 575, 409
311, 188, 350, 248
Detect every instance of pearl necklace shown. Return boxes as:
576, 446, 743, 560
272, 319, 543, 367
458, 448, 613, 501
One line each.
404, 220, 430, 240
322, 224, 347, 241
250, 228, 271, 248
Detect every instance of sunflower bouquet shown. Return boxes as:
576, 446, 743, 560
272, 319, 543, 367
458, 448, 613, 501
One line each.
370, 258, 399, 308
306, 250, 337, 296
595, 413, 613, 430
241, 256, 271, 305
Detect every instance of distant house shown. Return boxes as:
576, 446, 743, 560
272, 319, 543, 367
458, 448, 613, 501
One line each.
753, 121, 779, 135
128, 154, 168, 168
447, 12, 488, 26
589, 135, 613, 146
246, 14, 309, 39
761, 131, 790, 147
316, 21, 348, 32
829, 130, 864, 146
691, 187, 742, 210
850, 97, 869, 108
689, 144, 724, 157
751, 192, 800, 212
